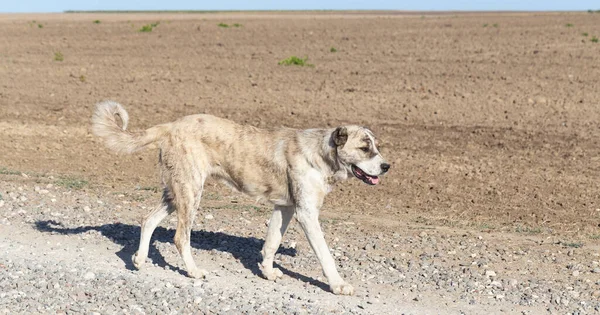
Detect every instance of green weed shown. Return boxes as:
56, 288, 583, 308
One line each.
202, 192, 222, 200
79, 75, 86, 82
278, 56, 313, 67
139, 22, 159, 32
232, 23, 242, 27
135, 186, 159, 193
0, 167, 21, 175
483, 23, 488, 27
582, 32, 588, 36
591, 36, 599, 43
479, 223, 496, 230
515, 225, 542, 234
38, 24, 43, 28
56, 177, 88, 190
209, 204, 266, 213
492, 23, 498, 28
566, 23, 574, 27
139, 24, 154, 32
330, 47, 337, 53
93, 20, 101, 24
563, 242, 583, 248
218, 23, 229, 28
54, 52, 64, 61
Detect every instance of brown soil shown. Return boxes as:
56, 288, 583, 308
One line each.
1, 11, 600, 237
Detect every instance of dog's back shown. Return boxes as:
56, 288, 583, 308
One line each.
167, 114, 295, 205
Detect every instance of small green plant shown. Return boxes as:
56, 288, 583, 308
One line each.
232, 23, 242, 27
566, 23, 574, 27
150, 21, 160, 27
0, 167, 20, 175
54, 52, 64, 61
278, 56, 313, 67
483, 23, 488, 27
591, 36, 599, 43
515, 225, 542, 234
218, 23, 229, 28
79, 75, 86, 82
492, 23, 498, 28
330, 47, 337, 53
139, 24, 154, 32
56, 177, 88, 190
38, 24, 43, 28
93, 20, 101, 24
136, 186, 159, 193
590, 234, 600, 240
563, 242, 583, 248
582, 32, 588, 36
479, 223, 495, 230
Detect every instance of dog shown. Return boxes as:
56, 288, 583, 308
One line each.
91, 100, 389, 295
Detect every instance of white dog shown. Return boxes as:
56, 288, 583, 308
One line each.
92, 101, 390, 295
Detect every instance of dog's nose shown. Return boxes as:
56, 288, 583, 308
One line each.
381, 163, 390, 173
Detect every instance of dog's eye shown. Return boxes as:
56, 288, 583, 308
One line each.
360, 147, 370, 152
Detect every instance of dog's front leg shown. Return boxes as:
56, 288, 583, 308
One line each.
259, 205, 294, 280
295, 206, 354, 295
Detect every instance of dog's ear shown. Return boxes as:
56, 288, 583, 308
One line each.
332, 127, 348, 147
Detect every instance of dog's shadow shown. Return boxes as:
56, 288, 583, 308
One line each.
34, 220, 329, 291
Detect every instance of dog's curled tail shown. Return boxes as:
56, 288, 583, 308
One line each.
92, 101, 168, 154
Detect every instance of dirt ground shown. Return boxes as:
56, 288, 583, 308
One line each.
1, 11, 600, 314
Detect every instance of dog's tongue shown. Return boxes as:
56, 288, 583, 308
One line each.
365, 174, 379, 185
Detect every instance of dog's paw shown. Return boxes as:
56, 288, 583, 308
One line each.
258, 263, 283, 281
330, 283, 354, 295
132, 252, 145, 269
187, 268, 209, 279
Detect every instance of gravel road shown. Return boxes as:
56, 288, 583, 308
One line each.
1, 177, 599, 314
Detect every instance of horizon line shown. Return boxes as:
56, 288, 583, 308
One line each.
61, 9, 596, 13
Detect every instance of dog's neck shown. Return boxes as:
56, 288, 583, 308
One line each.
295, 128, 349, 185
318, 129, 349, 184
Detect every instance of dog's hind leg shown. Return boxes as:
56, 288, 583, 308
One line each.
259, 205, 294, 280
132, 196, 174, 269
172, 175, 207, 279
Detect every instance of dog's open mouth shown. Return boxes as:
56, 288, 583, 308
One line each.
351, 165, 380, 185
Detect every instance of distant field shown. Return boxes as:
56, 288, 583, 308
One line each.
1, 11, 600, 235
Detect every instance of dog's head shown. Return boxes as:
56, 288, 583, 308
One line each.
331, 126, 390, 185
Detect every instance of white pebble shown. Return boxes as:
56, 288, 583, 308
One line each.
84, 272, 96, 280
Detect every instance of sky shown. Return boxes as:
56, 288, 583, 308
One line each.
2, 0, 598, 13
